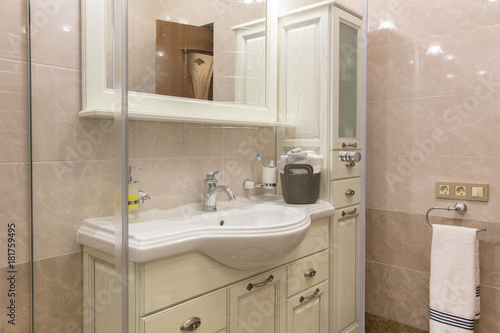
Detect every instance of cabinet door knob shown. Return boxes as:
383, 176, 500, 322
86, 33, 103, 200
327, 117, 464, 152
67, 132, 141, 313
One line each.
345, 189, 355, 196
299, 288, 320, 303
247, 274, 274, 291
180, 317, 201, 331
304, 268, 317, 277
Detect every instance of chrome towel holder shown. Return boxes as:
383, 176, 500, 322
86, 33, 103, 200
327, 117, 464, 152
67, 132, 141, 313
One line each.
426, 202, 486, 233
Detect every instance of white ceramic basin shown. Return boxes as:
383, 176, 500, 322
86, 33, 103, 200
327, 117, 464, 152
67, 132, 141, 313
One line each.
77, 195, 335, 269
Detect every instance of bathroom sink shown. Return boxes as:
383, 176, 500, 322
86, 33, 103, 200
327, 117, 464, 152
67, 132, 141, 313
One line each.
77, 195, 335, 269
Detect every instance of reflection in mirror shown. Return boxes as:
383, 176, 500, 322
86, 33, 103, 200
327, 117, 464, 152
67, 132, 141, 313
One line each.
106, 0, 267, 106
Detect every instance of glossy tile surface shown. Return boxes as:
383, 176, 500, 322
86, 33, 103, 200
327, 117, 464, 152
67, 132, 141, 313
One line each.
367, 0, 500, 329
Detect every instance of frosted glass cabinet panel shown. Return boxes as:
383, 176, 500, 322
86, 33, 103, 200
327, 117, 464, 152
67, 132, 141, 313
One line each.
332, 9, 362, 150
338, 22, 358, 140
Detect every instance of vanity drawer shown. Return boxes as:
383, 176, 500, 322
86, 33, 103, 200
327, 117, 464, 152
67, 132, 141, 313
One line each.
287, 250, 329, 297
330, 150, 361, 180
330, 178, 361, 209
140, 289, 227, 333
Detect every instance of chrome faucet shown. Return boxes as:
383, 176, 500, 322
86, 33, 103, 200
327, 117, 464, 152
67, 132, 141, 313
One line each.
202, 171, 236, 211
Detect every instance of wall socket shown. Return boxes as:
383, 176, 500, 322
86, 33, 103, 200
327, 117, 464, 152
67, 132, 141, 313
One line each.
435, 181, 489, 202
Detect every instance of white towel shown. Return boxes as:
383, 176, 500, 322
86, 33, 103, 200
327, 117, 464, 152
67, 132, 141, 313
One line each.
306, 153, 324, 174
278, 148, 324, 174
429, 224, 480, 333
287, 149, 308, 165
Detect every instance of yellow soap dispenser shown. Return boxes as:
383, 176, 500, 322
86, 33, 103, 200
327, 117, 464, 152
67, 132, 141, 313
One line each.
128, 166, 141, 211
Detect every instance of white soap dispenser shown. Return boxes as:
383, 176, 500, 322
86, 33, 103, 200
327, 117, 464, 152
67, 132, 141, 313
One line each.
128, 166, 142, 211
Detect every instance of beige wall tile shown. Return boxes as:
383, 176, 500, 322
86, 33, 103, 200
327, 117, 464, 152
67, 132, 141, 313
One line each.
0, 163, 30, 266
367, 92, 500, 157
367, 0, 460, 48
129, 121, 224, 160
223, 126, 275, 157
365, 261, 430, 331
457, 0, 500, 31
31, 64, 116, 162
157, 0, 214, 25
0, 0, 27, 62
32, 160, 114, 260
0, 59, 29, 163
33, 252, 84, 333
30, 0, 81, 69
477, 285, 500, 332
0, 262, 31, 332
366, 209, 432, 273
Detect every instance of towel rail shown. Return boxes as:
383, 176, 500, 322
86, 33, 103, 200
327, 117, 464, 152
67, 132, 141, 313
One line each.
426, 202, 486, 233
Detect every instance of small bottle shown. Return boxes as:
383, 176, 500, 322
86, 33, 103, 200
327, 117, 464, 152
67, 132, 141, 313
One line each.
128, 166, 141, 211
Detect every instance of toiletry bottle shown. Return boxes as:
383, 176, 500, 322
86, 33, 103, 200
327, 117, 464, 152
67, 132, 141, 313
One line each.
128, 166, 142, 211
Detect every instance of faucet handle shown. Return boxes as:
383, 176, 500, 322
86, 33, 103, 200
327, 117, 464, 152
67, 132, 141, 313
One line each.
205, 171, 222, 179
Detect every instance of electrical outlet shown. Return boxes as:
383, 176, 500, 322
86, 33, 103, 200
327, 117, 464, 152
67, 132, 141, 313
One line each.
439, 185, 450, 195
455, 185, 466, 196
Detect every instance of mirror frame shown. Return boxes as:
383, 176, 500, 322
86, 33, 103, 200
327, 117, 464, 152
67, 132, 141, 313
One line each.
80, 0, 281, 126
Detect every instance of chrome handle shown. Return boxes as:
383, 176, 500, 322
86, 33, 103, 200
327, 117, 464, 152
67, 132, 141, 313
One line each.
304, 268, 317, 278
247, 275, 274, 291
205, 171, 222, 178
341, 208, 358, 217
180, 317, 201, 331
345, 189, 355, 196
342, 142, 358, 148
299, 288, 320, 303
339, 151, 362, 166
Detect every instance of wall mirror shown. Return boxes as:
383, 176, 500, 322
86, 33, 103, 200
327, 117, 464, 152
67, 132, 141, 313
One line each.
81, 0, 281, 126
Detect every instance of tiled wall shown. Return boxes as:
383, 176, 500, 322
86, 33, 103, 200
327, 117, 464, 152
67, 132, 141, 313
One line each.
366, 0, 500, 331
0, 0, 30, 332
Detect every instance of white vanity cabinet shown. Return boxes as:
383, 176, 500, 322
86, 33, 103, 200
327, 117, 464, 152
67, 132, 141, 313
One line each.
83, 217, 331, 333
276, 2, 363, 333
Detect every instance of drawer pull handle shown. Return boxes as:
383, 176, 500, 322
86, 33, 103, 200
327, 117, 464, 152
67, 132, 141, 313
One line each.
345, 189, 355, 196
342, 142, 358, 148
341, 208, 358, 217
304, 268, 317, 278
180, 317, 201, 331
300, 288, 320, 303
247, 274, 274, 291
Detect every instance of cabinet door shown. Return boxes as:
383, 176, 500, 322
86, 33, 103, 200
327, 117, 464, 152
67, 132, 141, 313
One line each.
331, 8, 363, 150
331, 205, 361, 333
228, 268, 286, 333
287, 281, 329, 333
83, 250, 137, 333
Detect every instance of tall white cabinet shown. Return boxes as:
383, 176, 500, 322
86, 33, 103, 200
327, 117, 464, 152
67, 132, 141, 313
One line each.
276, 2, 363, 333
